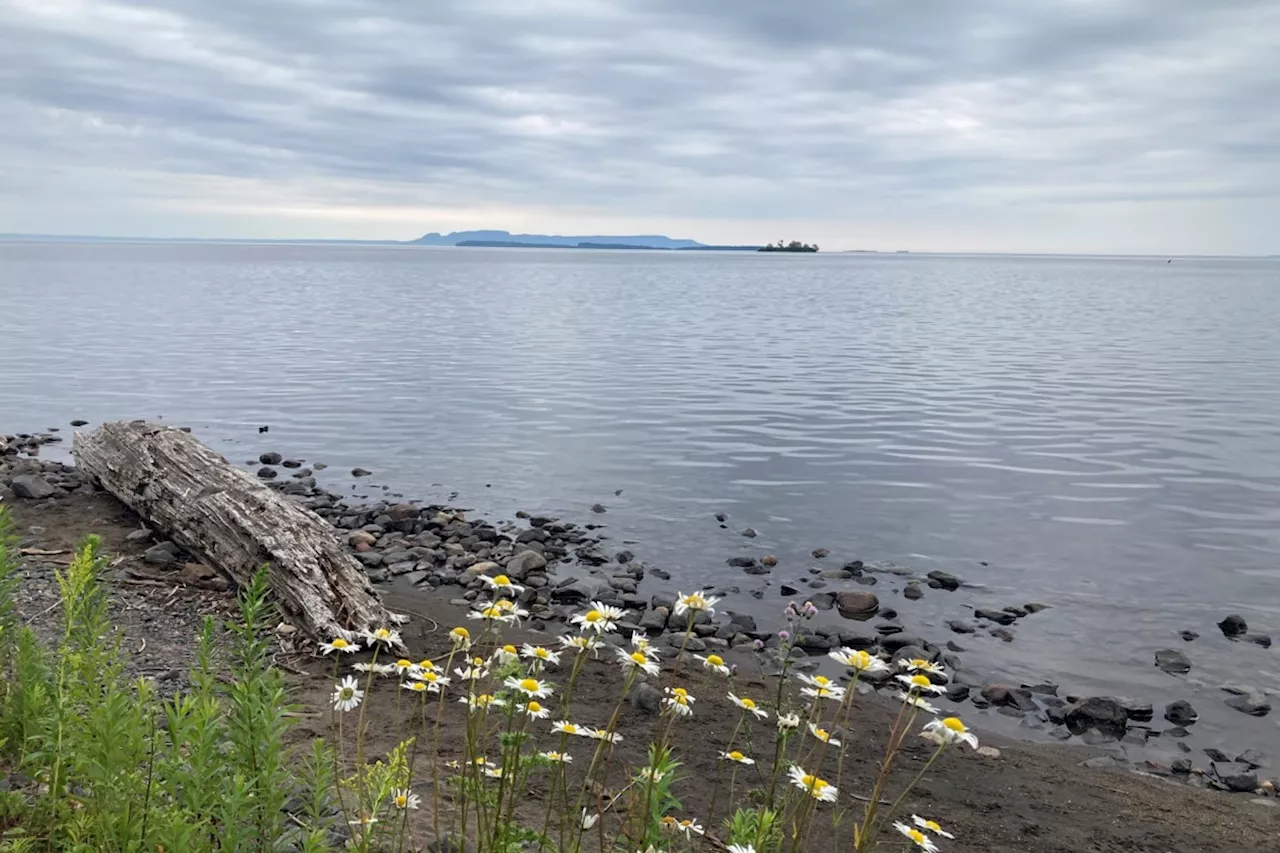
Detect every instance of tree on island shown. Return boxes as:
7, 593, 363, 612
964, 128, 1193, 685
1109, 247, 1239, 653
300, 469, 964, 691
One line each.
758, 240, 819, 253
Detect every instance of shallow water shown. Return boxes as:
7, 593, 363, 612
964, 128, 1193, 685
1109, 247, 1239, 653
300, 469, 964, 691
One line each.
2, 241, 1279, 752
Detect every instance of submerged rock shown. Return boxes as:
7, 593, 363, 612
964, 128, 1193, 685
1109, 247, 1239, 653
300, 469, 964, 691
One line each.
926, 570, 961, 591
1155, 649, 1191, 674
1064, 696, 1129, 735
1218, 614, 1248, 638
1225, 693, 1271, 717
1164, 700, 1198, 726
974, 608, 1016, 626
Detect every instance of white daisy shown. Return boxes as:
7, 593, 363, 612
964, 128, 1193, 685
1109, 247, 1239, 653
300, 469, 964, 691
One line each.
787, 765, 838, 802
392, 788, 421, 810
727, 693, 769, 720
663, 687, 695, 717
520, 700, 551, 719
728, 845, 756, 853
807, 723, 841, 747
896, 693, 939, 714
520, 644, 562, 666
364, 626, 402, 646
461, 693, 506, 711
319, 636, 361, 655
586, 727, 622, 744
720, 750, 755, 765
898, 657, 944, 675
570, 602, 624, 634
923, 716, 979, 749
539, 750, 572, 763
551, 720, 590, 737
912, 814, 955, 839
480, 573, 525, 595
894, 822, 939, 852
801, 684, 847, 703
449, 626, 471, 649
491, 645, 520, 665
829, 647, 889, 675
392, 658, 420, 677
504, 676, 555, 699
559, 633, 602, 656
672, 591, 720, 617
352, 662, 395, 676
331, 676, 363, 712
776, 712, 801, 731
631, 632, 661, 659
468, 602, 517, 624
895, 673, 946, 695
615, 646, 660, 677
694, 653, 731, 676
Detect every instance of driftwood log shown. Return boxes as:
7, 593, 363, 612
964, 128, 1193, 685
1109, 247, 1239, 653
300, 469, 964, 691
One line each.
74, 420, 398, 645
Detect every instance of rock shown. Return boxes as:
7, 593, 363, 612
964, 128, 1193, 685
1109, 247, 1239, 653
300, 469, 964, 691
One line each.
355, 552, 384, 568
1164, 700, 1198, 726
946, 619, 976, 634
1116, 697, 1153, 722
975, 746, 1001, 760
505, 551, 547, 579
779, 584, 798, 596
743, 564, 771, 576
348, 530, 377, 548
1002, 605, 1029, 618
1244, 634, 1272, 648
125, 528, 154, 544
1154, 649, 1191, 674
811, 548, 829, 559
352, 468, 372, 477
638, 608, 668, 633
1218, 614, 1248, 638
945, 683, 971, 702
258, 452, 283, 465
1064, 696, 1129, 734
760, 554, 778, 567
988, 627, 1015, 643
981, 684, 1038, 712
1214, 764, 1259, 793
974, 608, 1016, 626
740, 527, 757, 538
926, 570, 961, 591
902, 583, 923, 601
143, 542, 180, 566
590, 503, 606, 514
9, 475, 55, 500
1225, 694, 1271, 717
628, 682, 662, 715
1179, 630, 1200, 642
615, 550, 634, 564
1237, 749, 1270, 769
714, 512, 727, 522
835, 591, 879, 619
387, 503, 419, 522
282, 459, 302, 468
70, 419, 88, 427
726, 556, 757, 568
1171, 757, 1193, 774
256, 467, 278, 479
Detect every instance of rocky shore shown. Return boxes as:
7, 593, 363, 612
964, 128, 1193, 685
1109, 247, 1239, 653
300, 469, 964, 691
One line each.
2, 423, 1277, 800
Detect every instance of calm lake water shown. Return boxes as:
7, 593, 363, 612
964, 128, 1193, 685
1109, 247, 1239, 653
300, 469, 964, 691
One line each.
3, 241, 1279, 749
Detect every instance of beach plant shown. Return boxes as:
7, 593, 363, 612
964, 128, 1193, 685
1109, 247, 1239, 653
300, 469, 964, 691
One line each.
0, 519, 975, 852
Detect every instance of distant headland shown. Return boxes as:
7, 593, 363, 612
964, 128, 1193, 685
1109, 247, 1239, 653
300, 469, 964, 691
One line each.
758, 240, 819, 253
412, 230, 760, 251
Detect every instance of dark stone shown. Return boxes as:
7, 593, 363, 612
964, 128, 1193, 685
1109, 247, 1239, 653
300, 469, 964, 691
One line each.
945, 683, 971, 702
727, 556, 757, 568
352, 468, 372, 477
282, 459, 302, 468
1213, 764, 1258, 793
258, 452, 283, 465
946, 620, 976, 635
143, 543, 179, 566
779, 584, 798, 596
9, 474, 55, 500
743, 564, 771, 575
638, 608, 668, 633
355, 552, 384, 568
1204, 748, 1233, 763
1024, 602, 1050, 613
811, 547, 829, 559
1163, 700, 1198, 726
988, 627, 1015, 643
1224, 693, 1271, 717
1116, 697, 1154, 722
70, 419, 88, 427
1064, 696, 1129, 735
1218, 614, 1248, 638
1022, 682, 1059, 696
1244, 634, 1272, 648
1154, 649, 1191, 674
256, 466, 279, 479
902, 583, 923, 601
836, 630, 877, 650
125, 528, 153, 544
740, 527, 757, 538
1179, 630, 1200, 642
1171, 758, 1193, 774
925, 570, 961, 591
714, 512, 727, 522
880, 634, 927, 653
1002, 605, 1029, 618
615, 550, 634, 564
835, 591, 879, 619
590, 503, 607, 513
628, 682, 662, 715
981, 684, 1039, 712
1236, 749, 1270, 769
974, 608, 1016, 626
650, 592, 677, 610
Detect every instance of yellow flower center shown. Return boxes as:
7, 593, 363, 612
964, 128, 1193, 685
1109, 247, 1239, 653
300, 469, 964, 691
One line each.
671, 688, 688, 698
660, 817, 676, 826
408, 682, 425, 691
629, 652, 648, 665
494, 574, 511, 585
942, 716, 966, 733
495, 599, 515, 611
728, 751, 745, 761
815, 728, 829, 739
584, 610, 602, 622
520, 678, 540, 692
373, 629, 389, 640
396, 659, 412, 668
472, 657, 485, 666
502, 645, 516, 654
423, 672, 439, 682
534, 648, 549, 658
707, 654, 724, 666
420, 659, 435, 669
394, 794, 407, 807
740, 697, 757, 709
813, 675, 831, 687
924, 820, 942, 832
910, 674, 931, 688
452, 628, 469, 639
527, 701, 543, 713
331, 638, 349, 649
563, 724, 578, 733
907, 829, 926, 844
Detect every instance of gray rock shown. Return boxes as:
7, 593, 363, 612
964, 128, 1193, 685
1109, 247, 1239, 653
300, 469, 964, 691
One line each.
1237, 749, 1270, 769
727, 556, 757, 568
811, 547, 829, 559
1179, 630, 1200, 642
1214, 764, 1258, 792
1064, 696, 1129, 734
256, 467, 278, 479
505, 550, 547, 579
835, 591, 879, 619
947, 619, 977, 634
926, 570, 961, 591
639, 607, 668, 633
615, 550, 634, 564
974, 608, 1016, 626
1164, 700, 1198, 726
1024, 602, 1051, 613
1225, 693, 1271, 717
590, 503, 607, 514
628, 682, 662, 715
1116, 697, 1154, 721
9, 475, 55, 500
1171, 757, 1193, 774
740, 527, 757, 538
143, 543, 179, 566
1218, 614, 1248, 637
282, 459, 302, 468
743, 564, 771, 575
70, 419, 88, 427
1244, 634, 1272, 648
902, 583, 923, 601
125, 528, 154, 544
355, 552, 384, 568
1155, 649, 1191, 674
258, 452, 283, 465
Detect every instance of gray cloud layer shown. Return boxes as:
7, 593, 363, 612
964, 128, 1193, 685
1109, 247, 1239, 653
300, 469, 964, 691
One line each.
1, 0, 1277, 252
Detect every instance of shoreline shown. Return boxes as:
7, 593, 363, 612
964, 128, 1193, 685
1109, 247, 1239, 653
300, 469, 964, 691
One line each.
2, 422, 1277, 800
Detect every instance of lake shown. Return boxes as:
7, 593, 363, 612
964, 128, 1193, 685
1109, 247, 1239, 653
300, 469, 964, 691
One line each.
2, 241, 1279, 749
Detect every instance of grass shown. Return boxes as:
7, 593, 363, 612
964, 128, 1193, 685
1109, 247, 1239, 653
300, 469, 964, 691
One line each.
0, 505, 977, 851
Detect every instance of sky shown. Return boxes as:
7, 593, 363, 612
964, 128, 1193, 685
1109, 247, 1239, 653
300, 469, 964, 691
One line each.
1, 0, 1278, 254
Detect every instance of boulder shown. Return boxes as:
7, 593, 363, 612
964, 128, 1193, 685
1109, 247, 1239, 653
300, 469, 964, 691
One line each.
903, 583, 923, 601
1116, 697, 1154, 722
1225, 693, 1271, 717
387, 503, 419, 522
1218, 614, 1248, 637
946, 619, 977, 634
1154, 649, 1191, 675
1164, 700, 1198, 726
835, 591, 879, 619
10, 474, 56, 500
505, 550, 547, 579
258, 452, 283, 465
740, 527, 757, 538
1064, 696, 1129, 734
926, 570, 961, 591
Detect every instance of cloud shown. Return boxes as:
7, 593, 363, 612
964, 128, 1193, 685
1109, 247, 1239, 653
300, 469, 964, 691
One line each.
0, 0, 1276, 252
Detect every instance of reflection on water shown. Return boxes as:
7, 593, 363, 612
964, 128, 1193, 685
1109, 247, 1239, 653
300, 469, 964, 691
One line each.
3, 242, 1279, 746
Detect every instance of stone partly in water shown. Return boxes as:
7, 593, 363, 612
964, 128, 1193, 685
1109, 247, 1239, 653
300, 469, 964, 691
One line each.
352, 468, 372, 477
590, 504, 607, 514
1164, 700, 1198, 726
740, 527, 757, 538
811, 547, 829, 559
974, 608, 1016, 626
926, 570, 961, 591
258, 452, 283, 465
1180, 630, 1200, 642
1064, 696, 1129, 735
902, 583, 923, 601
1217, 614, 1248, 638
1225, 693, 1272, 717
1154, 649, 1192, 675
9, 474, 56, 500
761, 555, 778, 567
835, 591, 879, 620
256, 467, 278, 479
946, 619, 976, 634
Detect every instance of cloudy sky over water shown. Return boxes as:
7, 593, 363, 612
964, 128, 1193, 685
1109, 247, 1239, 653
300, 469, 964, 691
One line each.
1, 0, 1277, 253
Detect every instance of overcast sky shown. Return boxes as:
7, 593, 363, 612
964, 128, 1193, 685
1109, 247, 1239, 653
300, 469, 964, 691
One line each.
1, 0, 1277, 253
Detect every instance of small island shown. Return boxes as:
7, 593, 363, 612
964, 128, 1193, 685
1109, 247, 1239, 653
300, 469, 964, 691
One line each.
758, 240, 819, 253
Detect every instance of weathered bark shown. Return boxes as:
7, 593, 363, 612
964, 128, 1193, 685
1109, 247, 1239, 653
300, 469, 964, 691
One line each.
74, 420, 397, 645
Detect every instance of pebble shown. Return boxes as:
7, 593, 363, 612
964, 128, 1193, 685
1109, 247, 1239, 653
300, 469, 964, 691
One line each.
903, 583, 923, 600
590, 504, 607, 513
351, 468, 372, 477
976, 746, 1001, 759
740, 527, 757, 538
926, 570, 961, 591
811, 547, 829, 559
1180, 630, 1200, 642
